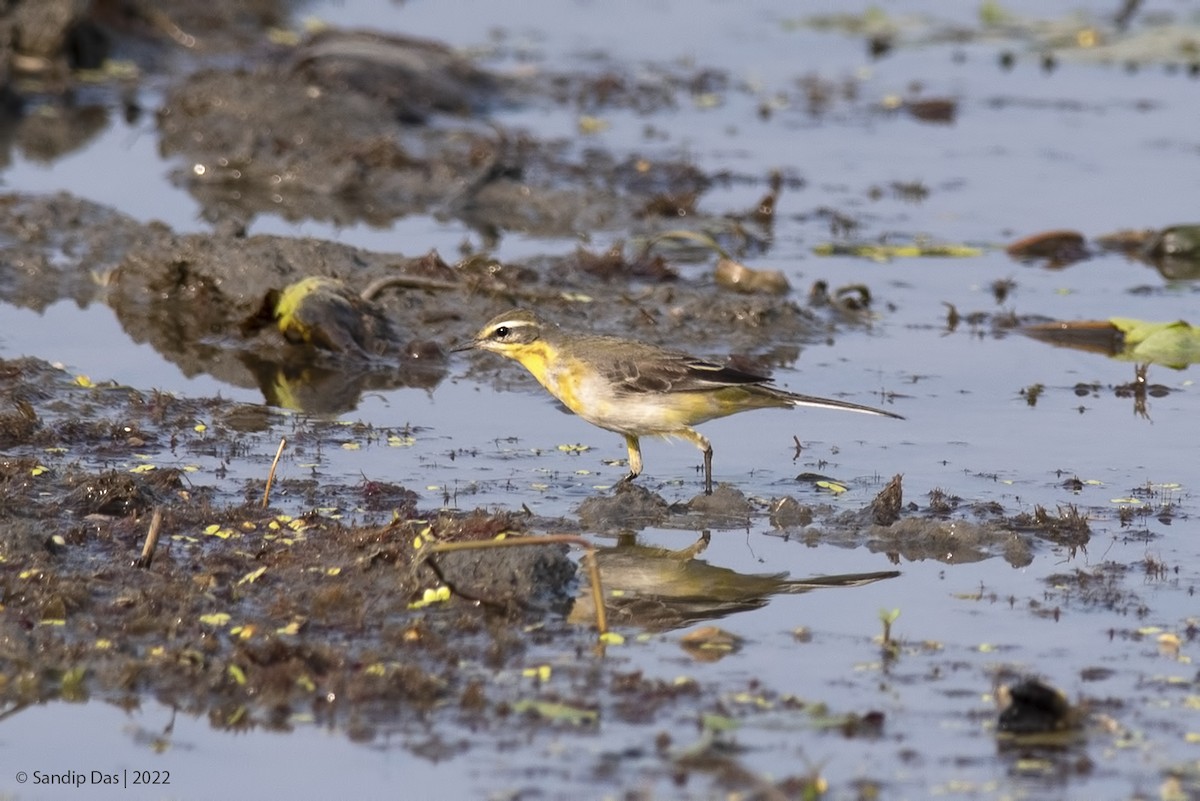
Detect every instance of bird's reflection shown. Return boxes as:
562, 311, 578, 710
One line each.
570, 531, 899, 632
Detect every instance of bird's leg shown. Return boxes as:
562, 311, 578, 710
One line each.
677, 428, 714, 495
704, 445, 713, 495
619, 434, 643, 484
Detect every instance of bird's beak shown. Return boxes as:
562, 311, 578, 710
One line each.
450, 339, 478, 354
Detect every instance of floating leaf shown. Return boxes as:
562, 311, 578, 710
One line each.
511, 699, 597, 725
1023, 317, 1200, 369
700, 713, 740, 733
813, 242, 983, 261
521, 664, 552, 682
577, 115, 610, 134
1110, 317, 1200, 368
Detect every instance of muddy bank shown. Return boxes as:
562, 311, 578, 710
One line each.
0, 352, 582, 728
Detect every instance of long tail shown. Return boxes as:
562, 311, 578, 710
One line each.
782, 390, 904, 419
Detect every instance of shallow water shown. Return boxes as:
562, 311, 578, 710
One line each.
2, 1, 1199, 799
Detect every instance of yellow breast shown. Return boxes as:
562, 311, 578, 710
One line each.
508, 341, 589, 416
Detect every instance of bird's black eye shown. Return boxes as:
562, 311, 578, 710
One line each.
494, 326, 510, 339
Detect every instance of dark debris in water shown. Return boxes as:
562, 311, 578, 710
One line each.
762, 475, 1093, 568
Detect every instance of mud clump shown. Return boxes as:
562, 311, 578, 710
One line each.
431, 544, 576, 615
578, 483, 671, 530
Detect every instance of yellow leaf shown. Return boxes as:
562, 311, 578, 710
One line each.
237, 567, 267, 586
521, 664, 552, 682
577, 115, 610, 134
511, 699, 597, 725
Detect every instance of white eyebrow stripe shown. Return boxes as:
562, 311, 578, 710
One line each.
493, 319, 537, 331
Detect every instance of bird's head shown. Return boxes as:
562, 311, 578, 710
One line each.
453, 309, 548, 357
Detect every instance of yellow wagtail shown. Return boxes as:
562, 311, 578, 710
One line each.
454, 309, 903, 494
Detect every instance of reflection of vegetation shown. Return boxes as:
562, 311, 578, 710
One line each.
1023, 317, 1200, 369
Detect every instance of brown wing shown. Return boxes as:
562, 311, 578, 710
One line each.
603, 344, 770, 395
